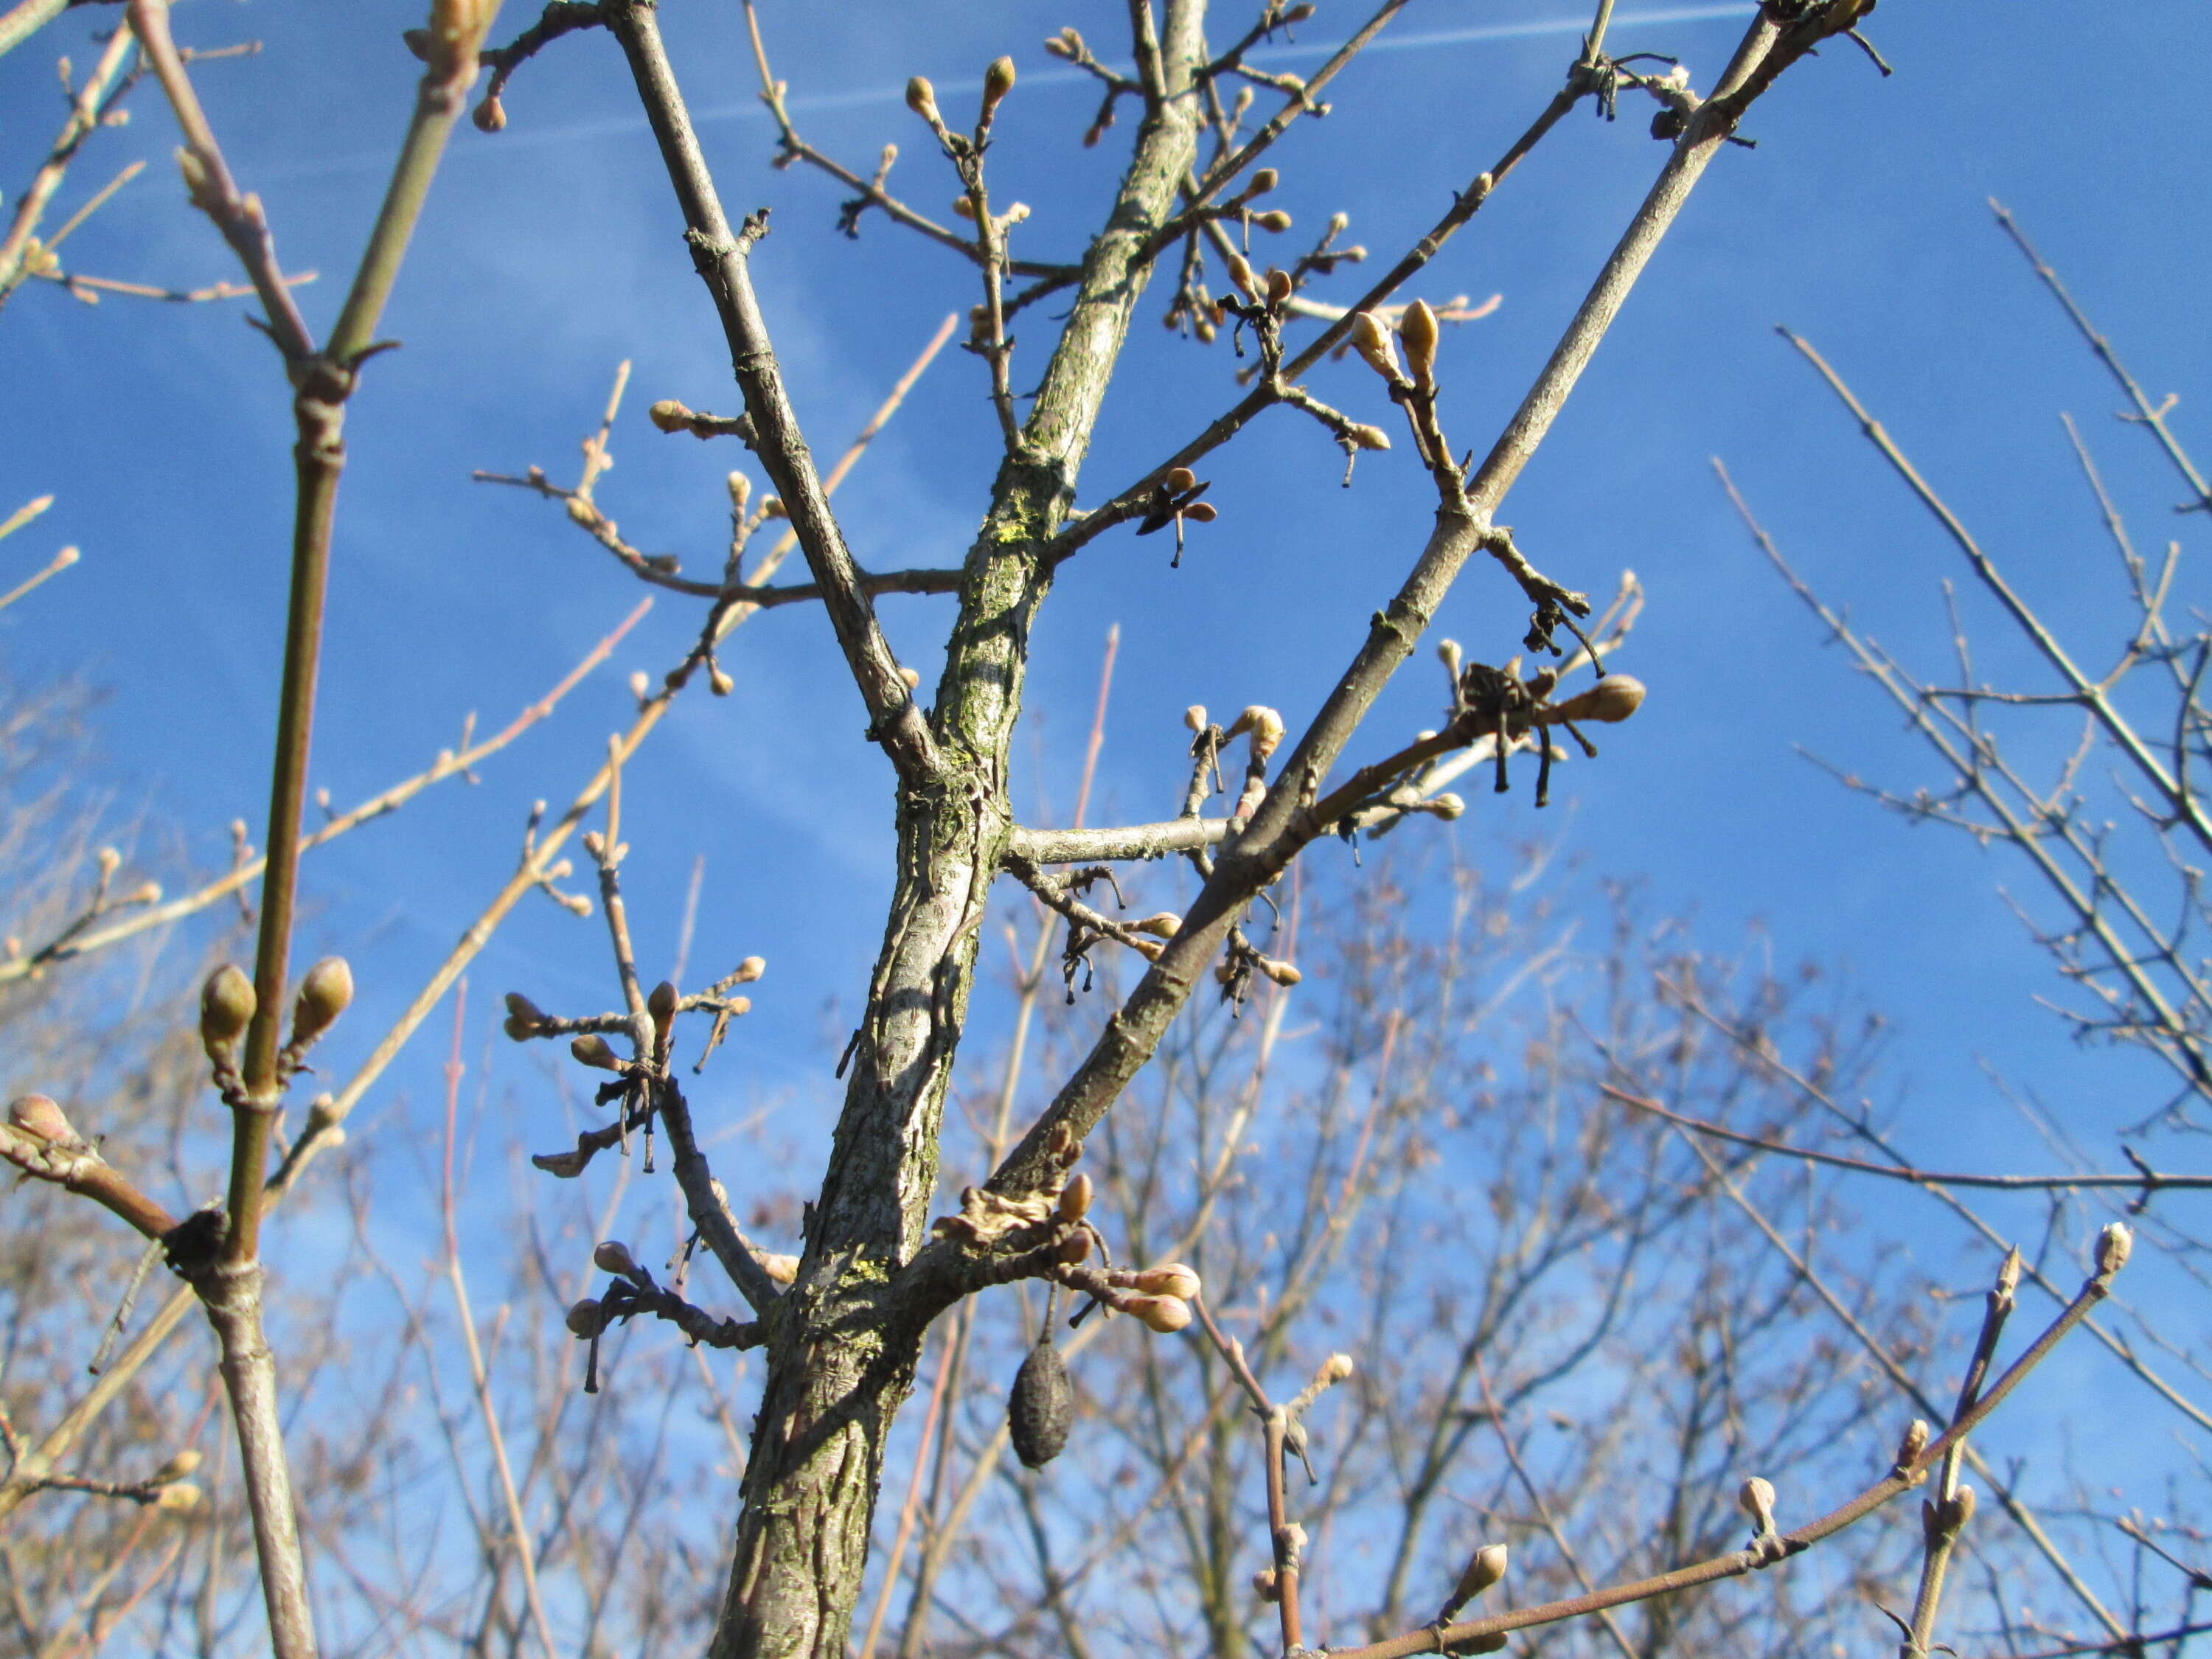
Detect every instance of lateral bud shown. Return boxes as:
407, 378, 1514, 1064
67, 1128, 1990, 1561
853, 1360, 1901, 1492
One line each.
594, 1239, 642, 1280
201, 964, 257, 1059
571, 1034, 622, 1071
1440, 1541, 1508, 1620
289, 957, 355, 1052
1401, 298, 1439, 390
1057, 1170, 1093, 1221
1892, 1417, 1930, 1479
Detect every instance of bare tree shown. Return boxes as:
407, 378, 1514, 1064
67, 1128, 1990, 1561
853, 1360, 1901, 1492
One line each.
0, 4, 2147, 1659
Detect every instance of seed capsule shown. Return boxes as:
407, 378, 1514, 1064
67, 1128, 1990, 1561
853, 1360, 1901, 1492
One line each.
1007, 1332, 1074, 1468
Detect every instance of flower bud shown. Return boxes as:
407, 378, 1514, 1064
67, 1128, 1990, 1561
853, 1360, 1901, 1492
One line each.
566, 1298, 607, 1338
759, 1251, 801, 1283
1185, 704, 1208, 731
156, 1481, 203, 1512
2096, 1220, 2132, 1277
1893, 1417, 1930, 1476
503, 992, 545, 1042
649, 980, 679, 1034
728, 471, 752, 513
1164, 467, 1197, 495
951, 195, 977, 220
1447, 1542, 1509, 1610
1044, 27, 1082, 59
1182, 501, 1217, 524
1130, 912, 1182, 937
201, 964, 256, 1053
8, 1093, 77, 1146
1319, 1352, 1354, 1384
291, 957, 354, 1051
1237, 705, 1287, 764
151, 1448, 203, 1486
1124, 1293, 1192, 1333
1253, 1568, 1281, 1602
981, 55, 1017, 117
594, 1239, 641, 1279
1428, 792, 1466, 821
1739, 1475, 1777, 1534
1058, 1170, 1093, 1221
1548, 674, 1646, 726
472, 94, 507, 133
1135, 1262, 1200, 1299
1247, 167, 1279, 196
736, 956, 768, 983
1400, 299, 1439, 389
571, 1034, 622, 1071
1223, 251, 1259, 300
900, 665, 922, 689
1254, 209, 1293, 234
1264, 266, 1294, 305
648, 398, 693, 433
1351, 310, 1402, 380
1348, 423, 1392, 450
905, 76, 941, 125
1057, 1228, 1092, 1265
1947, 1484, 1978, 1529
1258, 956, 1301, 986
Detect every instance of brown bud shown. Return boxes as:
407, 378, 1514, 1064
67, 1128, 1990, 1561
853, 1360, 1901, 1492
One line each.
471, 95, 507, 133
571, 1034, 622, 1071
905, 76, 941, 125
648, 980, 679, 1034
201, 964, 257, 1052
290, 956, 354, 1050
981, 55, 1017, 117
1164, 467, 1197, 494
1007, 1334, 1074, 1467
1124, 1293, 1192, 1334
8, 1093, 77, 1146
1548, 674, 1646, 726
1135, 1262, 1200, 1299
401, 27, 434, 60
1400, 298, 1439, 388
2096, 1220, 2132, 1277
594, 1239, 641, 1279
503, 992, 546, 1038
1284, 2, 1315, 18
566, 1298, 608, 1338
1182, 500, 1217, 524
1058, 1170, 1093, 1221
1264, 266, 1294, 305
709, 664, 735, 697
1056, 1228, 1093, 1265
1223, 251, 1259, 300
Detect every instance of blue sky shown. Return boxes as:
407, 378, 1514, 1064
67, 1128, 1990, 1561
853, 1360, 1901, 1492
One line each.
5, 0, 2210, 1557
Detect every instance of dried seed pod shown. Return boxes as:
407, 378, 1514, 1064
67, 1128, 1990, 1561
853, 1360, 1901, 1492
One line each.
1134, 1262, 1200, 1299
8, 1093, 77, 1146
201, 964, 256, 1054
566, 1298, 607, 1338
2096, 1220, 2133, 1276
290, 957, 355, 1051
1007, 1332, 1074, 1468
1124, 1293, 1192, 1333
571, 1034, 622, 1071
1400, 298, 1439, 389
905, 76, 941, 125
1058, 1170, 1093, 1221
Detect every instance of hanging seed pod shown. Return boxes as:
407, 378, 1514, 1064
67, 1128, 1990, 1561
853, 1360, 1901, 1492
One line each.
1007, 1329, 1075, 1468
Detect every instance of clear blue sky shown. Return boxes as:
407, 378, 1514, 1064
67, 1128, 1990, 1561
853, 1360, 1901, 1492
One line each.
5, 0, 2208, 1546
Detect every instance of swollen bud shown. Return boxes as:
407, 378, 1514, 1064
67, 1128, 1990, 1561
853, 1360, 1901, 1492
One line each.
905, 76, 942, 126
1548, 675, 1646, 726
571, 1034, 622, 1071
1739, 1475, 1778, 1535
649, 980, 680, 1037
1223, 251, 1259, 301
472, 95, 507, 133
735, 956, 768, 983
1253, 209, 1293, 234
1057, 1228, 1093, 1265
2096, 1220, 2133, 1277
566, 1298, 608, 1338
1264, 266, 1294, 305
1893, 1418, 1930, 1477
1446, 1542, 1509, 1613
150, 1448, 203, 1486
8, 1093, 77, 1147
1185, 704, 1209, 732
1135, 1262, 1200, 1299
1253, 1568, 1281, 1602
1348, 423, 1392, 451
1124, 1294, 1192, 1334
1246, 167, 1279, 197
1400, 299, 1439, 389
1058, 1170, 1093, 1221
290, 957, 355, 1051
201, 964, 257, 1054
594, 1239, 642, 1279
981, 55, 1017, 119
155, 1481, 204, 1512
1007, 1332, 1074, 1468
1351, 310, 1402, 381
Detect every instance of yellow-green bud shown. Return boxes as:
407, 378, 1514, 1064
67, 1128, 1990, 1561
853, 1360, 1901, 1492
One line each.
155, 1481, 204, 1512
571, 1034, 622, 1071
981, 55, 1017, 117
151, 1448, 203, 1486
201, 964, 256, 1051
1351, 310, 1402, 380
1253, 209, 1293, 234
1400, 298, 1439, 389
905, 76, 941, 125
291, 957, 354, 1051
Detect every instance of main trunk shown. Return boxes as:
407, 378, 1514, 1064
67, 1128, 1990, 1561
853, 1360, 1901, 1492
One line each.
705, 13, 1208, 1657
